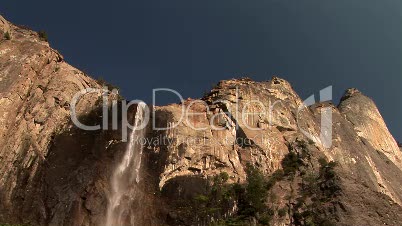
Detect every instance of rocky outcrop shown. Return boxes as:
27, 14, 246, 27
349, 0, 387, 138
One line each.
0, 15, 104, 224
1, 15, 402, 226
152, 78, 402, 225
0, 15, 165, 226
338, 88, 402, 169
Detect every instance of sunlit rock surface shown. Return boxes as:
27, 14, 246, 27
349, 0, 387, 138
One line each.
1, 15, 402, 226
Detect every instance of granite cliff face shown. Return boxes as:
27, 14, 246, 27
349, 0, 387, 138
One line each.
1, 15, 402, 226
0, 15, 102, 224
152, 78, 402, 225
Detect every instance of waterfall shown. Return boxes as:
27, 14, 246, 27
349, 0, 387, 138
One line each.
105, 102, 147, 226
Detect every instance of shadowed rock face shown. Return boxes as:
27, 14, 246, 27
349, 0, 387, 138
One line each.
1, 15, 402, 226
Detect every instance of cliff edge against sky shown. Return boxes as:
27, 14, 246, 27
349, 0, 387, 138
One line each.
1, 15, 402, 226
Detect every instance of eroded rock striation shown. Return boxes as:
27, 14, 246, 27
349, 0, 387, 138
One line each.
1, 15, 402, 226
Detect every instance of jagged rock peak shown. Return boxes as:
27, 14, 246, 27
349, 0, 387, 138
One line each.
339, 87, 362, 102
201, 76, 303, 110
338, 87, 402, 170
345, 87, 360, 94
0, 15, 51, 46
209, 76, 295, 92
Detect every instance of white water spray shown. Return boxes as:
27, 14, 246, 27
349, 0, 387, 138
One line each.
105, 102, 147, 226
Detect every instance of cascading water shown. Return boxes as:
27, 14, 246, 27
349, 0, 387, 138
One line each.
105, 102, 147, 226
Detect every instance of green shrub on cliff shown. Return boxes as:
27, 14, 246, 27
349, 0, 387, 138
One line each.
96, 77, 120, 91
291, 158, 340, 226
243, 164, 268, 215
281, 150, 303, 177
4, 31, 11, 40
38, 30, 48, 41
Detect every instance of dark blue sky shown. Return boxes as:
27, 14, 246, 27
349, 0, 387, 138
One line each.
1, 0, 401, 141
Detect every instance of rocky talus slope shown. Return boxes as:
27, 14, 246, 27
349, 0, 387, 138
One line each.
1, 15, 402, 226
